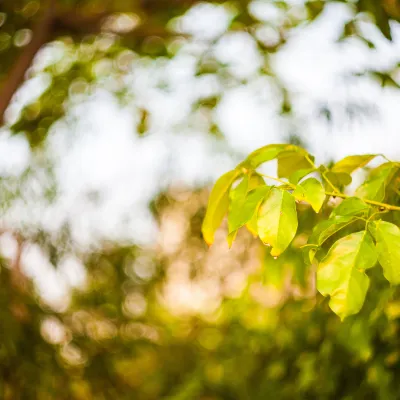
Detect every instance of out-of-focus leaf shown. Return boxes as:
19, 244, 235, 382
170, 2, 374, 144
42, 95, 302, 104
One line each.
227, 175, 249, 246
202, 170, 240, 245
355, 162, 397, 201
246, 211, 259, 237
301, 244, 318, 265
289, 168, 316, 184
228, 175, 249, 234
230, 185, 271, 235
324, 171, 352, 188
227, 230, 238, 249
277, 150, 314, 178
309, 216, 358, 246
257, 188, 298, 257
248, 173, 266, 190
244, 144, 292, 168
293, 178, 325, 212
373, 220, 400, 284
331, 155, 376, 174
317, 231, 377, 320
331, 197, 370, 218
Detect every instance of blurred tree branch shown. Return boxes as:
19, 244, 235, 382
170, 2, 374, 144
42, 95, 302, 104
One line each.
0, 2, 55, 125
0, 0, 190, 126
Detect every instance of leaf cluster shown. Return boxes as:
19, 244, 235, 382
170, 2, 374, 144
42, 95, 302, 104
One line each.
203, 144, 400, 319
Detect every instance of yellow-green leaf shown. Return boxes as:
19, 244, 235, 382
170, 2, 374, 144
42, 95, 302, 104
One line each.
231, 185, 271, 233
228, 176, 249, 234
248, 173, 265, 190
373, 221, 400, 285
257, 189, 298, 257
324, 171, 352, 187
317, 231, 377, 320
330, 197, 370, 218
309, 216, 358, 246
355, 176, 386, 202
246, 212, 258, 237
227, 230, 238, 249
293, 178, 325, 212
355, 162, 397, 201
202, 170, 239, 245
277, 150, 313, 178
245, 144, 293, 168
289, 168, 316, 184
331, 155, 376, 174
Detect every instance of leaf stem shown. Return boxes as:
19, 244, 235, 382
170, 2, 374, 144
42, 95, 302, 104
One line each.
325, 191, 400, 211
259, 169, 400, 211
258, 174, 296, 189
322, 172, 340, 193
305, 154, 340, 193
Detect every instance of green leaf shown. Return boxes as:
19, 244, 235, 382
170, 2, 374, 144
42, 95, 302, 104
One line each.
248, 173, 265, 189
289, 168, 316, 184
373, 221, 400, 285
227, 230, 238, 249
317, 231, 377, 320
293, 178, 325, 212
309, 216, 358, 246
246, 212, 258, 237
355, 162, 397, 201
229, 182, 270, 234
324, 171, 352, 187
331, 155, 376, 174
257, 189, 298, 257
331, 197, 370, 218
228, 176, 249, 234
355, 176, 386, 202
245, 144, 292, 168
277, 150, 313, 178
202, 170, 239, 245
301, 244, 319, 265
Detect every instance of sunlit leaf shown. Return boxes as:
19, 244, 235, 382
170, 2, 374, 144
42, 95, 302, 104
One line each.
202, 170, 240, 245
257, 188, 298, 257
248, 173, 265, 189
228, 175, 249, 234
331, 197, 370, 218
309, 216, 358, 246
317, 231, 377, 320
227, 175, 249, 246
229, 185, 271, 236
301, 244, 318, 265
331, 155, 376, 174
244, 144, 292, 168
324, 171, 352, 187
246, 212, 259, 237
293, 178, 325, 212
289, 168, 316, 184
277, 150, 314, 178
373, 221, 400, 284
355, 162, 397, 201
227, 230, 238, 249
355, 176, 386, 202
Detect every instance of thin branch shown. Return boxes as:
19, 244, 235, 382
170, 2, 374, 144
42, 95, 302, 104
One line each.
325, 191, 400, 211
258, 173, 296, 189
259, 171, 400, 211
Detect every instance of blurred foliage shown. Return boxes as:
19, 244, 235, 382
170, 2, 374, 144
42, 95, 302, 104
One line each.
2, 189, 400, 399
0, 0, 400, 145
